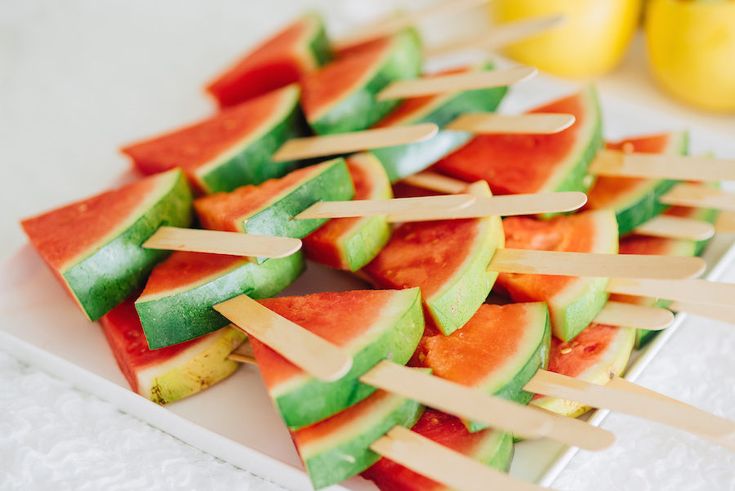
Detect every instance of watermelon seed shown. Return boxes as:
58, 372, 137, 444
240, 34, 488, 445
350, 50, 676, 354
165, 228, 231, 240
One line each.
560, 347, 572, 355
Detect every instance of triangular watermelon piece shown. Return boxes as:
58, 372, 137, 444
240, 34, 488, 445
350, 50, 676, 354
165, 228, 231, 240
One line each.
433, 86, 602, 197
415, 303, 550, 431
496, 210, 618, 342
301, 29, 423, 135
371, 62, 508, 182
586, 132, 689, 234
362, 409, 513, 491
206, 12, 332, 108
302, 153, 393, 271
21, 169, 192, 320
364, 181, 504, 336
194, 158, 354, 237
292, 389, 423, 489
135, 251, 305, 349
250, 289, 424, 429
531, 323, 635, 418
100, 299, 245, 404
122, 85, 305, 194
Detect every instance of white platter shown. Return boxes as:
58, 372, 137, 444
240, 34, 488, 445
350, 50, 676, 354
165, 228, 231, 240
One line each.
2, 75, 735, 491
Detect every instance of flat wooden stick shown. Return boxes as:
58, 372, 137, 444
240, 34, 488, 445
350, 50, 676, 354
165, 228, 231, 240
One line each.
660, 184, 735, 212
388, 192, 588, 221
333, 0, 490, 51
401, 171, 468, 194
214, 295, 352, 382
272, 124, 438, 162
488, 249, 705, 280
371, 427, 544, 491
669, 301, 735, 325
633, 215, 715, 241
295, 194, 475, 220
143, 226, 302, 258
228, 339, 256, 365
593, 301, 674, 330
378, 66, 537, 101
715, 211, 735, 233
607, 278, 735, 307
590, 150, 735, 181
446, 113, 576, 135
426, 14, 566, 57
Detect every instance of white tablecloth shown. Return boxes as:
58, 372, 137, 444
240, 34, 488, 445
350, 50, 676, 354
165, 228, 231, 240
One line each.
2, 1, 734, 489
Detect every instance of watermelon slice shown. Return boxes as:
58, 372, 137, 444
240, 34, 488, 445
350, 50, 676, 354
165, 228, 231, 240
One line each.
100, 299, 245, 404
586, 132, 689, 234
363, 409, 513, 491
206, 12, 332, 108
135, 251, 304, 349
292, 389, 423, 489
21, 169, 192, 321
416, 303, 550, 431
194, 158, 354, 238
371, 63, 508, 182
121, 85, 305, 194
301, 29, 423, 135
433, 86, 602, 198
497, 210, 618, 342
364, 181, 505, 336
302, 153, 393, 271
531, 323, 635, 418
250, 288, 424, 429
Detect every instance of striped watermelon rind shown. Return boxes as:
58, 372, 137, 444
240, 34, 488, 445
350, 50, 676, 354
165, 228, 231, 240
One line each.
136, 252, 305, 349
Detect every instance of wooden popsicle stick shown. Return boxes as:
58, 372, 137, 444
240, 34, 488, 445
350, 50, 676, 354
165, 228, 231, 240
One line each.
590, 150, 735, 181
715, 211, 735, 233
607, 278, 735, 307
401, 171, 469, 194
388, 192, 587, 222
446, 113, 576, 135
660, 184, 735, 212
633, 215, 715, 241
426, 14, 566, 57
377, 66, 537, 101
142, 226, 302, 258
332, 0, 490, 51
488, 249, 705, 280
272, 123, 438, 162
214, 295, 352, 382
669, 301, 735, 324
295, 194, 475, 220
228, 339, 256, 365
371, 427, 544, 491
593, 301, 674, 331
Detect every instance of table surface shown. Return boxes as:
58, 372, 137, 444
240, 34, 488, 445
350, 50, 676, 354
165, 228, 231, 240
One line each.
2, 1, 734, 490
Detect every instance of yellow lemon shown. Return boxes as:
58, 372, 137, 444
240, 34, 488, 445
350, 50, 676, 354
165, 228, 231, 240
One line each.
490, 0, 642, 78
646, 0, 735, 112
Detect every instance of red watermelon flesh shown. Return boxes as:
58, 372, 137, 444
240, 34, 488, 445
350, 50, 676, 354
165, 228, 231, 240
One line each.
362, 409, 512, 491
140, 251, 244, 297
206, 13, 331, 108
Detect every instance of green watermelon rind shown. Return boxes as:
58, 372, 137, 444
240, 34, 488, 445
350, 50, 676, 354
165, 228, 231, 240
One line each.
338, 215, 393, 272
301, 396, 424, 489
63, 170, 193, 321
553, 279, 611, 342
195, 86, 307, 193
305, 11, 333, 67
136, 252, 305, 349
309, 29, 423, 135
273, 288, 425, 429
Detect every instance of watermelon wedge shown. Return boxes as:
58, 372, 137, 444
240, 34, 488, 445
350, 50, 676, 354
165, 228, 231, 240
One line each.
363, 409, 513, 491
100, 299, 245, 404
292, 389, 423, 489
433, 86, 602, 198
301, 29, 423, 134
206, 12, 332, 108
302, 153, 393, 271
497, 210, 618, 342
135, 251, 304, 349
416, 303, 550, 431
122, 85, 305, 194
531, 323, 635, 418
364, 181, 505, 336
194, 158, 354, 238
586, 132, 689, 234
21, 169, 192, 321
371, 63, 508, 182
250, 289, 424, 429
